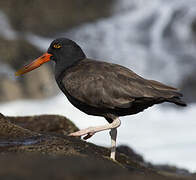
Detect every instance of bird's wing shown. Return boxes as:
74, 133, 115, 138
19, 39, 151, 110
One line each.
61, 59, 180, 109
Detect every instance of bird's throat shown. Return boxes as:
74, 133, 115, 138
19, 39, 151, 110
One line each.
54, 58, 85, 80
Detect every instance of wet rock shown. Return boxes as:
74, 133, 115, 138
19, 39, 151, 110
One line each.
0, 155, 185, 180
0, 113, 4, 118
0, 113, 195, 179
0, 155, 132, 180
8, 114, 79, 135
0, 0, 114, 37
154, 165, 191, 176
0, 114, 37, 139
0, 114, 150, 171
117, 145, 144, 163
117, 145, 191, 176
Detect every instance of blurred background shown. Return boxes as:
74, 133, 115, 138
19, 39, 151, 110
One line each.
0, 0, 196, 172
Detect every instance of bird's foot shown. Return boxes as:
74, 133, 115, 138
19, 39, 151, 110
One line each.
69, 127, 95, 140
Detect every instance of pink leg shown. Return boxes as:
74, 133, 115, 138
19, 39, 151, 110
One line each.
69, 118, 121, 160
69, 118, 121, 140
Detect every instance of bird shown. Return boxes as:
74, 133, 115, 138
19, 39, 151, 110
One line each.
15, 38, 186, 160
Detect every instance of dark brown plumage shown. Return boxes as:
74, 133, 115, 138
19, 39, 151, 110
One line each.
57, 58, 186, 122
15, 38, 186, 160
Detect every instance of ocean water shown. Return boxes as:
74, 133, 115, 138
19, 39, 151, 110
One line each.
0, 0, 196, 172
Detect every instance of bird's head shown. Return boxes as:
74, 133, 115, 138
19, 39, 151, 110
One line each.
15, 38, 86, 76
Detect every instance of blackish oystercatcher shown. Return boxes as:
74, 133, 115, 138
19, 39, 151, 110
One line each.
15, 38, 186, 160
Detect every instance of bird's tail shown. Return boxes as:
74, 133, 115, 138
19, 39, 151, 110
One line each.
148, 79, 187, 107
166, 96, 187, 107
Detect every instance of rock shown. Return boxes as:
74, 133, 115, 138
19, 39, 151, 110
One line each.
0, 113, 195, 179
0, 155, 132, 180
0, 114, 37, 139
154, 165, 191, 176
117, 145, 144, 163
0, 0, 114, 37
1, 155, 190, 180
0, 113, 4, 118
117, 145, 191, 176
8, 114, 79, 135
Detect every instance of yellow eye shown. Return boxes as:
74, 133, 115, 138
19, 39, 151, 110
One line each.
53, 44, 62, 49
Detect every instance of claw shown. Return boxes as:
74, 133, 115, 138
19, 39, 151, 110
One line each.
83, 132, 95, 140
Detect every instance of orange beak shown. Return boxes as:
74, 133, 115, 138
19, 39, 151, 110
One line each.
15, 53, 52, 76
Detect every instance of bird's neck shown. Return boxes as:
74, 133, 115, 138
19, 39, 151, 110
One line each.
54, 57, 85, 81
